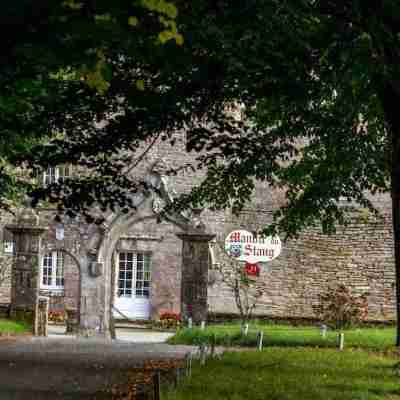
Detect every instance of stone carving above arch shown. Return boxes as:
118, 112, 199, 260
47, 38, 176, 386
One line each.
88, 157, 209, 243
145, 158, 208, 234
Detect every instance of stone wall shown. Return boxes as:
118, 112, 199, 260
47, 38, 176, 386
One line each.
0, 132, 396, 322
0, 213, 14, 304
208, 208, 396, 322
0, 257, 12, 304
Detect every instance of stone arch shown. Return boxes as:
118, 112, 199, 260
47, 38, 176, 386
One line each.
96, 196, 177, 334
76, 161, 215, 336
40, 247, 82, 330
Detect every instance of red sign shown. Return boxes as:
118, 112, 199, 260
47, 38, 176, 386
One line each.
245, 262, 260, 277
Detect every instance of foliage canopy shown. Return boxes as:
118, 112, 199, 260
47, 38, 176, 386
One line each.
1, 0, 399, 237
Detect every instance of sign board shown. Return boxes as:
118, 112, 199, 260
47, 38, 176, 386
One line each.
55, 224, 64, 241
245, 262, 260, 276
225, 229, 281, 263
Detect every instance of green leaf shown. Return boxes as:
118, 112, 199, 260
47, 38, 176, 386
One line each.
128, 16, 138, 26
136, 79, 145, 91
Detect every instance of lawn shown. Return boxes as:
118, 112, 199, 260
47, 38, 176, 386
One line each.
166, 324, 400, 399
163, 348, 400, 400
168, 324, 397, 351
0, 318, 30, 334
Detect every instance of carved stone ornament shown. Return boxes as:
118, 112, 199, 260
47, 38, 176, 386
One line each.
152, 196, 166, 214
150, 158, 169, 175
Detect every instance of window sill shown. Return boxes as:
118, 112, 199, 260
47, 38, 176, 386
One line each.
39, 288, 65, 296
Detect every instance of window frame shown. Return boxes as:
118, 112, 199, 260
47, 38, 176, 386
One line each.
40, 251, 65, 292
3, 241, 14, 255
3, 229, 15, 255
117, 251, 152, 299
42, 165, 71, 185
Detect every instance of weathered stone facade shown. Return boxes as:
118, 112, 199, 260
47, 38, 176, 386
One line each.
0, 133, 396, 324
208, 208, 395, 322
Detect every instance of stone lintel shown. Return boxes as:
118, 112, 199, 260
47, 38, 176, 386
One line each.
176, 232, 215, 242
5, 224, 47, 236
119, 235, 164, 241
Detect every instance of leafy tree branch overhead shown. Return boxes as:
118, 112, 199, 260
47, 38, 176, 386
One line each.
0, 0, 183, 216
2, 0, 400, 342
0, 0, 398, 233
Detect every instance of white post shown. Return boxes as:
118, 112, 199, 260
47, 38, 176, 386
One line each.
186, 354, 192, 377
338, 333, 344, 350
257, 331, 264, 351
200, 320, 206, 330
210, 333, 216, 357
188, 317, 193, 329
199, 343, 207, 365
321, 324, 327, 339
243, 323, 249, 336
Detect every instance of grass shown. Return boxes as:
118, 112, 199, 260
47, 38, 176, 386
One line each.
163, 348, 400, 400
0, 318, 31, 334
168, 324, 397, 351
166, 324, 400, 399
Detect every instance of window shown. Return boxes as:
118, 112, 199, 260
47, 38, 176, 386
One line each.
41, 251, 64, 290
3, 229, 14, 255
43, 165, 71, 185
3, 241, 14, 254
118, 252, 151, 298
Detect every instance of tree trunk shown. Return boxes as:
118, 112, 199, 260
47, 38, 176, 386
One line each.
382, 84, 400, 346
391, 138, 400, 346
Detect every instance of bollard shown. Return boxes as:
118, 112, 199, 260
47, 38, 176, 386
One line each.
242, 323, 249, 336
153, 371, 161, 400
321, 324, 327, 339
200, 320, 206, 330
186, 353, 193, 377
338, 333, 344, 350
199, 343, 207, 365
188, 317, 193, 329
210, 333, 216, 358
37, 296, 49, 337
175, 367, 180, 388
257, 331, 264, 351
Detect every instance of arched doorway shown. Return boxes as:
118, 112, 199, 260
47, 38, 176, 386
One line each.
77, 160, 215, 337
39, 248, 81, 334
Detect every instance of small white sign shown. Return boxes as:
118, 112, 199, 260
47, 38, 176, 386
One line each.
225, 229, 281, 263
56, 224, 64, 241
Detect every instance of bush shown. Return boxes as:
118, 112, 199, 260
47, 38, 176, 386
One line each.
319, 285, 368, 330
157, 311, 181, 329
48, 310, 66, 323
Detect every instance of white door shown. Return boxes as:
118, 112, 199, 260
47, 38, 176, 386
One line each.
114, 252, 152, 320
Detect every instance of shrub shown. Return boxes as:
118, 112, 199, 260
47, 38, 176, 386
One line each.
48, 310, 66, 323
318, 285, 368, 330
157, 311, 181, 329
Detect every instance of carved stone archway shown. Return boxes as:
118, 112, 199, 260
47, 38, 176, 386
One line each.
90, 160, 215, 336
7, 160, 215, 338
41, 247, 82, 332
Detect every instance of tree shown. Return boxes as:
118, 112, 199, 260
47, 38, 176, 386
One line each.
318, 285, 368, 330
3, 1, 400, 344
175, 1, 400, 345
0, 0, 184, 216
214, 245, 264, 333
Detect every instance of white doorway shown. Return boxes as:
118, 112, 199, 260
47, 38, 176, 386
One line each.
113, 252, 152, 320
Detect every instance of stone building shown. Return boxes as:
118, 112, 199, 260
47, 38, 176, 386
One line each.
0, 131, 396, 334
